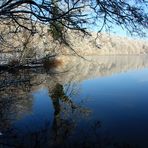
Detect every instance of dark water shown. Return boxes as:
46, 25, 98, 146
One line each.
1, 56, 148, 148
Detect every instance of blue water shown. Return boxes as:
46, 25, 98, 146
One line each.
1, 58, 148, 147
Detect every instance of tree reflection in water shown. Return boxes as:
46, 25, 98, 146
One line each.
49, 83, 92, 147
50, 83, 76, 147
0, 68, 140, 148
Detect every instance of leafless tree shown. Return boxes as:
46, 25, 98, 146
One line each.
0, 0, 147, 36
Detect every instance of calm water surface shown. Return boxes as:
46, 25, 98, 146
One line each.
1, 56, 148, 148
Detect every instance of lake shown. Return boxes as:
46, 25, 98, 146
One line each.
0, 55, 148, 148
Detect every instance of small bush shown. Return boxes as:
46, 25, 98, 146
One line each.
43, 58, 62, 69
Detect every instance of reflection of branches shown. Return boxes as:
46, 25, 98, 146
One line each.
51, 84, 76, 109
0, 68, 52, 134
50, 83, 91, 116
48, 83, 92, 146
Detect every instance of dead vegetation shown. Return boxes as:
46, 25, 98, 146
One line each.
43, 58, 63, 70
